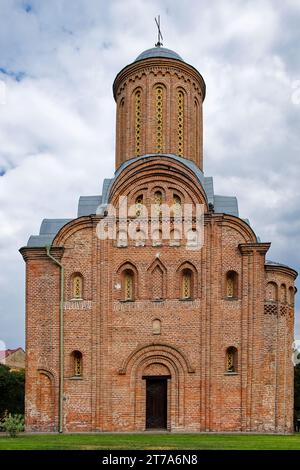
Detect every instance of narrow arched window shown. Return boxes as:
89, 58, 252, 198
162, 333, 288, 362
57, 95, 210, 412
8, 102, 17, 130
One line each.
134, 90, 142, 156
73, 351, 82, 377
118, 97, 126, 163
289, 286, 294, 305
124, 270, 134, 301
226, 347, 237, 373
152, 228, 162, 246
135, 228, 146, 247
266, 282, 278, 301
155, 86, 164, 152
177, 90, 184, 156
280, 284, 287, 303
117, 229, 128, 247
152, 319, 161, 335
226, 271, 238, 299
194, 98, 200, 166
154, 191, 162, 217
170, 228, 181, 246
135, 194, 143, 217
186, 228, 199, 248
173, 194, 182, 217
152, 265, 164, 300
73, 274, 83, 299
182, 269, 192, 299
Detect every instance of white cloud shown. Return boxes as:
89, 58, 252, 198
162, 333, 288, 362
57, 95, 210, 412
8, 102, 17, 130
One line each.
0, 0, 299, 346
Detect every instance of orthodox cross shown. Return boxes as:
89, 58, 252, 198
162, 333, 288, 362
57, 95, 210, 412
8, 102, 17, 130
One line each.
155, 15, 163, 47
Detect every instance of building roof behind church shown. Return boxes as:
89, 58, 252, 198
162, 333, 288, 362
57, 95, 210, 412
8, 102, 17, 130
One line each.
135, 47, 183, 62
0, 348, 24, 360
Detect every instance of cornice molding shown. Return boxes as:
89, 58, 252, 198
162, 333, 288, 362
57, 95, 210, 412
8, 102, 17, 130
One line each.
113, 58, 206, 101
265, 263, 298, 279
238, 242, 271, 256
19, 246, 64, 262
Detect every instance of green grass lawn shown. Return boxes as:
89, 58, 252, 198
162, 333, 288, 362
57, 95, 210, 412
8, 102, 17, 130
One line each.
0, 433, 300, 450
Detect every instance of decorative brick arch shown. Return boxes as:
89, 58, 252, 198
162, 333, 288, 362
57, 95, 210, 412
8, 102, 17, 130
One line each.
37, 367, 56, 381
143, 363, 170, 376
36, 369, 55, 431
116, 261, 139, 300
52, 217, 93, 247
147, 259, 167, 300
118, 343, 195, 431
223, 215, 257, 244
176, 261, 199, 299
109, 156, 209, 211
118, 343, 195, 375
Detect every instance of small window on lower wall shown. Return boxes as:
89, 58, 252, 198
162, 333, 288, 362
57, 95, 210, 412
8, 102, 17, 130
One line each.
226, 271, 238, 299
72, 273, 83, 299
72, 351, 83, 377
124, 270, 134, 301
226, 347, 238, 373
182, 269, 192, 299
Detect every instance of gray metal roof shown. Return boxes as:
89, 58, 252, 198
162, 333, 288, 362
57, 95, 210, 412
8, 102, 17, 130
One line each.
39, 219, 73, 235
265, 260, 291, 269
101, 178, 113, 204
135, 47, 183, 62
203, 177, 214, 205
27, 219, 72, 247
27, 234, 56, 247
77, 196, 102, 217
213, 195, 239, 217
115, 153, 205, 184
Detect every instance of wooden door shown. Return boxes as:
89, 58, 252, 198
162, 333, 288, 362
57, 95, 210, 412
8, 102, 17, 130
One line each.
146, 377, 167, 429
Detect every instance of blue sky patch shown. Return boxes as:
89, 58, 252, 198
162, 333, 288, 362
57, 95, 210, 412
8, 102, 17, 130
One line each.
22, 3, 33, 13
0, 67, 26, 82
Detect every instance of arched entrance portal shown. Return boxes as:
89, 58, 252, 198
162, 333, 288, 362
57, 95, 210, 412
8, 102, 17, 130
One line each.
118, 343, 195, 431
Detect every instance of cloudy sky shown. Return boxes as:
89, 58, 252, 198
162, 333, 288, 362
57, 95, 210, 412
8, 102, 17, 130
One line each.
0, 0, 299, 349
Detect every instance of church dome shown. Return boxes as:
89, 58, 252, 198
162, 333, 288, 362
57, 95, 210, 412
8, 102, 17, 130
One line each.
135, 46, 183, 62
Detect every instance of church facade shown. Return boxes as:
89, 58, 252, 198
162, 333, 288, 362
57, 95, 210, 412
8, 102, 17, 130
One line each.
20, 46, 297, 433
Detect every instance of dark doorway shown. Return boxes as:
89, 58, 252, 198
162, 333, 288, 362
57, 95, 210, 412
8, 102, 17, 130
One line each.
145, 376, 168, 429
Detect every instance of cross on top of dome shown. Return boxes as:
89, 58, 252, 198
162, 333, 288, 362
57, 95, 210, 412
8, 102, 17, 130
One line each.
135, 16, 184, 63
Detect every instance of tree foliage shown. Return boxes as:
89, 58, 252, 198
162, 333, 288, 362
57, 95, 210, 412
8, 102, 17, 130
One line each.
0, 364, 25, 417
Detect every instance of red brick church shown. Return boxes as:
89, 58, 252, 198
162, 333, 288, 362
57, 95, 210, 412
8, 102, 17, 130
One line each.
20, 44, 297, 433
